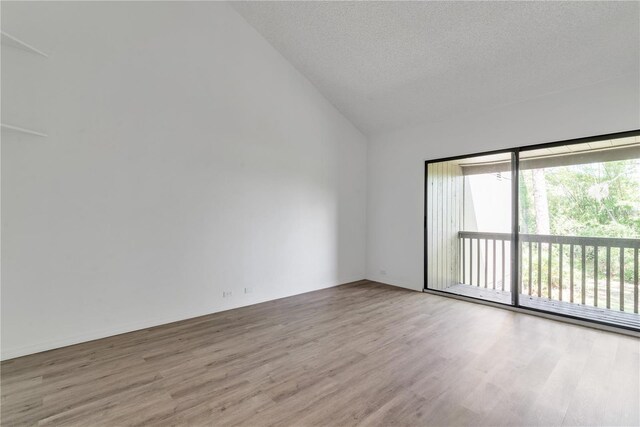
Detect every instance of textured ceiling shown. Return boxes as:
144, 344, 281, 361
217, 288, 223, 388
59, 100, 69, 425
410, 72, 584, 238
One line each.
232, 1, 639, 136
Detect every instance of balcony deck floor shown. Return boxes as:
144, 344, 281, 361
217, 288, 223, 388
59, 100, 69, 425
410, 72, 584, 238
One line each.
445, 283, 640, 330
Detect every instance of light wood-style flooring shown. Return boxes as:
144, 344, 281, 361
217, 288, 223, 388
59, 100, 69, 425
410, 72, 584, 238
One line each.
2, 281, 639, 426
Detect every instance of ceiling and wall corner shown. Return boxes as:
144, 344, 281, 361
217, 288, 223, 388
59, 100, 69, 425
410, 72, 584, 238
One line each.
232, 1, 640, 137
233, 1, 639, 292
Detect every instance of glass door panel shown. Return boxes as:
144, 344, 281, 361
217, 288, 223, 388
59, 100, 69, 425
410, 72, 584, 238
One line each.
426, 152, 513, 304
518, 135, 640, 328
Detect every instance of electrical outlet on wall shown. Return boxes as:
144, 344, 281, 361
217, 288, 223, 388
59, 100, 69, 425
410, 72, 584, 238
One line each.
244, 287, 253, 294
223, 291, 232, 298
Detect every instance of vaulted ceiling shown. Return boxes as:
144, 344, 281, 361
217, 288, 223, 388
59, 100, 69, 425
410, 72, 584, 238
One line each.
232, 1, 639, 136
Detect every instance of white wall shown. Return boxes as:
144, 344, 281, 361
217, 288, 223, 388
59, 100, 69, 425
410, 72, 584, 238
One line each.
366, 74, 640, 291
1, 2, 367, 360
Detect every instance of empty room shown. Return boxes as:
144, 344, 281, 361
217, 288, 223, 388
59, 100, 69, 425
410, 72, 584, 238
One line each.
1, 1, 639, 426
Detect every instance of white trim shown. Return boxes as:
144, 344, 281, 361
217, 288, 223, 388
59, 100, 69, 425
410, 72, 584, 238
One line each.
1, 279, 366, 361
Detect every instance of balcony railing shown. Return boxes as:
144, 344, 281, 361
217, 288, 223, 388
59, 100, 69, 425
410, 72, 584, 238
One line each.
458, 231, 640, 313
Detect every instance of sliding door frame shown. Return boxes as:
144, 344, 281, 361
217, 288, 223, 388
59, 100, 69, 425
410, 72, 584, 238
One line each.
424, 128, 640, 331
510, 150, 520, 307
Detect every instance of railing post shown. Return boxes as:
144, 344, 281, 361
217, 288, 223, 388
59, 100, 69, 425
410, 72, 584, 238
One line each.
548, 242, 552, 299
620, 248, 624, 312
581, 245, 586, 306
492, 239, 496, 289
634, 247, 638, 314
518, 240, 522, 294
606, 246, 611, 309
538, 242, 542, 297
559, 243, 563, 301
528, 241, 533, 296
469, 238, 473, 286
484, 238, 488, 288
570, 244, 574, 303
594, 246, 598, 307
502, 239, 506, 292
462, 238, 466, 285
477, 238, 481, 287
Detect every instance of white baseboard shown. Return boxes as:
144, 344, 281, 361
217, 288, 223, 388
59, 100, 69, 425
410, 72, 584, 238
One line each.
1, 278, 364, 361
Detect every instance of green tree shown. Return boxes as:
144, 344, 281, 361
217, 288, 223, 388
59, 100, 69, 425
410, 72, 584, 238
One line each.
541, 160, 640, 239
522, 159, 640, 285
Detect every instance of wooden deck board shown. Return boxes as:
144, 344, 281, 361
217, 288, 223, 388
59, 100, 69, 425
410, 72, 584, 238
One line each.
446, 283, 640, 329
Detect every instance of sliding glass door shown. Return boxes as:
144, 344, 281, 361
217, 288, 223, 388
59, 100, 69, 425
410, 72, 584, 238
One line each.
425, 131, 640, 330
426, 152, 514, 304
518, 136, 640, 328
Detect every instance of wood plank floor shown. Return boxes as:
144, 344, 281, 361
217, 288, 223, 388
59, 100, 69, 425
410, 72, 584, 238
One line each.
2, 281, 639, 426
